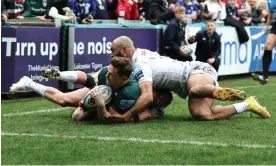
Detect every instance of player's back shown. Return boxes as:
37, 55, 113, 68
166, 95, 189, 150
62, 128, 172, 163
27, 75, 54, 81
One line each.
132, 48, 204, 98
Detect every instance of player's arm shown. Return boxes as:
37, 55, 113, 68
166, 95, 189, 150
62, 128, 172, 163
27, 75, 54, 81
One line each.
92, 88, 125, 123
123, 64, 154, 121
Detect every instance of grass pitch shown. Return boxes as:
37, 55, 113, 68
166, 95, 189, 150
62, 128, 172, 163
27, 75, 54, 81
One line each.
2, 76, 276, 165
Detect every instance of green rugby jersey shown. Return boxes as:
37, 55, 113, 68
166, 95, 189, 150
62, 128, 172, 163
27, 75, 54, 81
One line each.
22, 0, 52, 17
97, 66, 141, 114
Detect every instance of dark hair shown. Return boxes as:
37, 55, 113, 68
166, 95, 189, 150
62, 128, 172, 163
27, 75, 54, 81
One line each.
111, 57, 133, 78
154, 89, 173, 108
205, 19, 215, 24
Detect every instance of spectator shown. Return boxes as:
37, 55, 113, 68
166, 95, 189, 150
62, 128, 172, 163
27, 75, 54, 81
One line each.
225, 0, 239, 20
238, 0, 251, 25
138, 0, 151, 20
183, 0, 198, 22
247, 0, 264, 25
69, 0, 97, 24
1, 0, 9, 22
3, 0, 25, 19
48, 0, 77, 22
163, 6, 193, 62
51, 0, 69, 16
94, 0, 118, 19
224, 0, 249, 43
202, 0, 226, 22
18, 0, 53, 20
148, 0, 174, 24
114, 0, 139, 20
258, 0, 268, 24
188, 20, 221, 71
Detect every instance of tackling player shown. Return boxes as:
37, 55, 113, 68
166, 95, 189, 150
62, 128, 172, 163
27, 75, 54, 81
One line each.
109, 36, 271, 121
10, 57, 172, 123
252, 0, 276, 84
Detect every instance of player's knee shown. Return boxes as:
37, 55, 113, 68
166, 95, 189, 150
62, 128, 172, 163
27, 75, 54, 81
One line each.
265, 40, 275, 50
84, 74, 96, 88
189, 87, 200, 97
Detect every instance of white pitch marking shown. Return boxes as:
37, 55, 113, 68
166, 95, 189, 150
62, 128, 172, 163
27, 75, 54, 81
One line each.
232, 83, 276, 89
2, 107, 70, 117
2, 132, 276, 149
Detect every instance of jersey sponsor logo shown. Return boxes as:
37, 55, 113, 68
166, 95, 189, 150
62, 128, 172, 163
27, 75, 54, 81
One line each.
141, 49, 147, 56
119, 100, 136, 109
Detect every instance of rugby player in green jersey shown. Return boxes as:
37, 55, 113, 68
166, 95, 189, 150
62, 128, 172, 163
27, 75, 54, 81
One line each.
10, 57, 172, 123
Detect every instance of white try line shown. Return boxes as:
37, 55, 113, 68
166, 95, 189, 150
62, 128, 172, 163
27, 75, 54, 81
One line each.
2, 107, 70, 117
2, 132, 276, 149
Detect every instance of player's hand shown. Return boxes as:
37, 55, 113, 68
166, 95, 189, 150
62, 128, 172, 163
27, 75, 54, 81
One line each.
1, 14, 8, 22
91, 88, 105, 107
36, 16, 47, 22
62, 7, 71, 12
123, 112, 133, 122
81, 18, 88, 24
69, 15, 76, 21
188, 36, 196, 44
17, 15, 24, 19
208, 57, 215, 64
107, 113, 126, 122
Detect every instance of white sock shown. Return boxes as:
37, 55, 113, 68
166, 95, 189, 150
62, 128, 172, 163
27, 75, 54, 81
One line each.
60, 71, 78, 83
233, 102, 249, 113
26, 81, 48, 96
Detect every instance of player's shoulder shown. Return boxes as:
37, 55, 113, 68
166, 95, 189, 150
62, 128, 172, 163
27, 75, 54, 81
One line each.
118, 80, 141, 99
98, 66, 108, 85
133, 48, 152, 60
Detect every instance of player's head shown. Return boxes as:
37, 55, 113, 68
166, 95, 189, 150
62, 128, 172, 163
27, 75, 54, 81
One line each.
106, 57, 133, 89
206, 20, 216, 35
111, 36, 135, 59
174, 6, 185, 21
152, 89, 173, 108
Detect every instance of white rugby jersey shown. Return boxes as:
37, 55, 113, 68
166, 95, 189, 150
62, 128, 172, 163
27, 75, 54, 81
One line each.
131, 48, 207, 98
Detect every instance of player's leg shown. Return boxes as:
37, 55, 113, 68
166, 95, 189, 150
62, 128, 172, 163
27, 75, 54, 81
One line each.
44, 87, 90, 107
42, 69, 97, 88
187, 74, 271, 120
10, 76, 90, 107
189, 97, 271, 120
188, 74, 246, 101
252, 32, 276, 84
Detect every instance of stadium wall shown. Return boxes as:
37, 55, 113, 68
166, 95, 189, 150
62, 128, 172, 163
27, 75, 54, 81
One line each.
1, 25, 276, 93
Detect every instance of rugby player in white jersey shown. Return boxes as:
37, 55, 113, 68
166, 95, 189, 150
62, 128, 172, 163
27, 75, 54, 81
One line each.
109, 36, 271, 121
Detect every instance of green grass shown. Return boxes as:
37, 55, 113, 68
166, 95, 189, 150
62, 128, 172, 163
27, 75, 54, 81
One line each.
2, 76, 276, 165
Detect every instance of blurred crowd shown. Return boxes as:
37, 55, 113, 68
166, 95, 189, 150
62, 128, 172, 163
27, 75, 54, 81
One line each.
1, 0, 269, 26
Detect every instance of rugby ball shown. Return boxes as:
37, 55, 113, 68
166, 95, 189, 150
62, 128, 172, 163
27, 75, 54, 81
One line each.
83, 85, 113, 112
